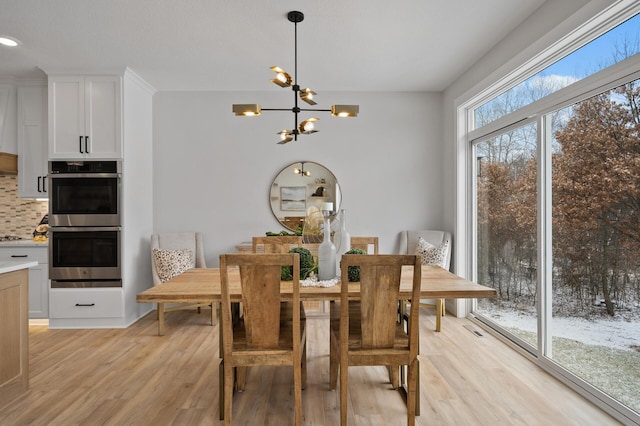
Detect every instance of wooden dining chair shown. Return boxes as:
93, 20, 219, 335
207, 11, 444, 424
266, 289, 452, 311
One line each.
350, 236, 379, 254
219, 253, 307, 426
251, 235, 303, 254
329, 254, 421, 426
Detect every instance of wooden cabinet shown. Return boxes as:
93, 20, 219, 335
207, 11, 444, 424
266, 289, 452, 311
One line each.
0, 269, 29, 408
17, 84, 48, 199
48, 75, 121, 159
0, 246, 49, 318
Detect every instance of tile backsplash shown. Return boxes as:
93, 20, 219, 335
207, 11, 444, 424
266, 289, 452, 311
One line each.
0, 175, 49, 238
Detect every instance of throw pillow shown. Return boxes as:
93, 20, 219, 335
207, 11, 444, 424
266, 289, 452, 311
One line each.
414, 237, 449, 268
152, 248, 194, 283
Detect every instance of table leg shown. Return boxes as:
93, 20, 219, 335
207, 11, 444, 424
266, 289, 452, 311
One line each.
157, 303, 165, 336
435, 298, 443, 332
219, 305, 224, 420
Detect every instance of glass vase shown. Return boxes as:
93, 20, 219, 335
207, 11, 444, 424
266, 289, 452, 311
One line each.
335, 209, 351, 272
318, 211, 336, 280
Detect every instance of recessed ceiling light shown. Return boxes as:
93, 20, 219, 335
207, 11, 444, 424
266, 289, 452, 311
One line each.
0, 36, 21, 47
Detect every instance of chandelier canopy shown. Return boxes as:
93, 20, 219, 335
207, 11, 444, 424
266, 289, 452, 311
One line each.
232, 11, 359, 145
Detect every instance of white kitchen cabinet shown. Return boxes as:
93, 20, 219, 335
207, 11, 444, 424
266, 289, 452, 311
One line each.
17, 84, 48, 199
49, 288, 123, 319
0, 245, 49, 318
48, 75, 122, 159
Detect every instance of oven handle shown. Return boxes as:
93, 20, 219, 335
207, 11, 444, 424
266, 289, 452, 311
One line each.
48, 173, 121, 178
49, 226, 122, 232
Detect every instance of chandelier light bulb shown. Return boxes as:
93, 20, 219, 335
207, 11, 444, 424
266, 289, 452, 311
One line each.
303, 122, 314, 132
0, 36, 20, 47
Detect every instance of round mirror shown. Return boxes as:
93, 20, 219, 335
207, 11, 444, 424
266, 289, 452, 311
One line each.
270, 161, 341, 232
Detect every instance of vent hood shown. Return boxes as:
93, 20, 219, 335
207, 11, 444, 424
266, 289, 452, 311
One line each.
0, 153, 17, 175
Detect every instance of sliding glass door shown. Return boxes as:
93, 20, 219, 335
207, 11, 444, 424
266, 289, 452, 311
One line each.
474, 122, 538, 351
548, 81, 640, 413
472, 79, 640, 418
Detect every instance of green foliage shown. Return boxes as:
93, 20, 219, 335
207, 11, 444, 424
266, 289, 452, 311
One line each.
344, 248, 367, 282
265, 225, 303, 237
281, 247, 316, 280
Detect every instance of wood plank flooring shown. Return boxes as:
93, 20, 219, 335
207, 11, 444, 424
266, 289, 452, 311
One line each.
0, 308, 620, 425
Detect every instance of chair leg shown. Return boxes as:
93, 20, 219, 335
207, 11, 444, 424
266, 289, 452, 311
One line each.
219, 360, 225, 421
340, 356, 348, 426
236, 367, 246, 392
416, 358, 420, 416
329, 331, 339, 390
301, 338, 307, 390
407, 358, 417, 426
388, 365, 400, 389
294, 351, 302, 426
223, 361, 234, 425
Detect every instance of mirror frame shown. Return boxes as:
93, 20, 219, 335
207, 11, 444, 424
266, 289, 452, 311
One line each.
269, 161, 341, 232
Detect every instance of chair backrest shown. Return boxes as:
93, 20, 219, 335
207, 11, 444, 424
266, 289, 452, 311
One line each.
350, 236, 379, 254
220, 253, 300, 349
398, 230, 451, 269
339, 254, 421, 349
150, 232, 206, 286
252, 235, 303, 254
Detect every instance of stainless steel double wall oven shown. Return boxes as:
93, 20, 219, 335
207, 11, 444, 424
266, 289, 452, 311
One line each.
48, 160, 122, 288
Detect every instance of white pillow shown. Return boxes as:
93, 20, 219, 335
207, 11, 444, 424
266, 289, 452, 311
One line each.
414, 237, 449, 267
152, 248, 194, 283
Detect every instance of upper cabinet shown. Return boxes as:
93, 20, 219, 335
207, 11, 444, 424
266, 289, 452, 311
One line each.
48, 76, 122, 159
17, 84, 48, 199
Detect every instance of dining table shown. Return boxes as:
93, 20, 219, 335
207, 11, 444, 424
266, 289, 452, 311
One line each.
136, 264, 496, 420
137, 265, 496, 334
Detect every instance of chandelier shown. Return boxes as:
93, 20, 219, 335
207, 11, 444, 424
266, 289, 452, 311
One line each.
232, 11, 359, 145
294, 162, 310, 176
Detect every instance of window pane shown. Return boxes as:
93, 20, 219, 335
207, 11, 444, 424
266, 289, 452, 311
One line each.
550, 80, 640, 413
474, 13, 640, 128
475, 122, 538, 350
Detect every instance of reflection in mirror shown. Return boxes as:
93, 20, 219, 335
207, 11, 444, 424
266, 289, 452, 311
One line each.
270, 161, 341, 234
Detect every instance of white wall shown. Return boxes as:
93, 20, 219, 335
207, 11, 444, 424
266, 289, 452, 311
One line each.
153, 90, 444, 266
122, 69, 155, 323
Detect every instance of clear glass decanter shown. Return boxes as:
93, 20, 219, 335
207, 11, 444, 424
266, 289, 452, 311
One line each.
318, 210, 336, 280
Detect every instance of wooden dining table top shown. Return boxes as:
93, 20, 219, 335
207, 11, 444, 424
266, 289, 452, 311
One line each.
136, 265, 496, 304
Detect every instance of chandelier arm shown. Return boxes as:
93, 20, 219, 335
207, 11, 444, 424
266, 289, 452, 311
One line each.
260, 108, 298, 111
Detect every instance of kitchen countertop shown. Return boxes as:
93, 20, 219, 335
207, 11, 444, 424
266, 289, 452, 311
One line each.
0, 261, 39, 274
0, 240, 48, 248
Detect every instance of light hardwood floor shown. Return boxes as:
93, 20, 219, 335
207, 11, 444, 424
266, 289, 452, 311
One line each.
0, 308, 620, 425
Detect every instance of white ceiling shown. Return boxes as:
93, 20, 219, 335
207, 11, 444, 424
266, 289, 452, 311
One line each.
0, 0, 546, 92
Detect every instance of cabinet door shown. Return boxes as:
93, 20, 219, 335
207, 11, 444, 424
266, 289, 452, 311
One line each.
28, 264, 48, 318
84, 76, 121, 159
18, 85, 48, 199
48, 76, 85, 159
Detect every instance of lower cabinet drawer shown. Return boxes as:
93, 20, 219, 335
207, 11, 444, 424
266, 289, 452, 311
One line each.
0, 246, 48, 264
49, 288, 123, 319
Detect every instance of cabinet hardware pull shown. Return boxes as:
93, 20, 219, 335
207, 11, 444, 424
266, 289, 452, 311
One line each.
37, 176, 42, 192
43, 176, 47, 192
79, 136, 84, 153
75, 303, 95, 307
85, 136, 89, 153
11, 255, 28, 258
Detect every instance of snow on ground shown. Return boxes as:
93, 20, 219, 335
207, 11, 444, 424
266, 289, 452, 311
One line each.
484, 308, 640, 352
